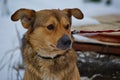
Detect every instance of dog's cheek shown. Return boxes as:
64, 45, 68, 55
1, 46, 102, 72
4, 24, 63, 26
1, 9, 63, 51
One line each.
28, 33, 44, 50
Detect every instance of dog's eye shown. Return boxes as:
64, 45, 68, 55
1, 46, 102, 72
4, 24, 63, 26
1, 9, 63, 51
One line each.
47, 24, 55, 30
65, 24, 70, 30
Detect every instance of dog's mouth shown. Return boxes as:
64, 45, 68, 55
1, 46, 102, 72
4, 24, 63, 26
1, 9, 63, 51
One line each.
37, 44, 70, 59
50, 44, 71, 51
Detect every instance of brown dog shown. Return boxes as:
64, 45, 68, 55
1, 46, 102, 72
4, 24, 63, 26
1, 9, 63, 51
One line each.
11, 8, 83, 80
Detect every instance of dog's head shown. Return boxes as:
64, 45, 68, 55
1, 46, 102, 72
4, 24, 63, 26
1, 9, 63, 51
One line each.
11, 8, 83, 58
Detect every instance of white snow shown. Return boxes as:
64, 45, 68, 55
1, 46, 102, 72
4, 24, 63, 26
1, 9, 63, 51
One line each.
0, 0, 120, 80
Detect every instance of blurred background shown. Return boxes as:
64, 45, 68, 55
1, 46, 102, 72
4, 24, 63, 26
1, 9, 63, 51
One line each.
0, 0, 120, 80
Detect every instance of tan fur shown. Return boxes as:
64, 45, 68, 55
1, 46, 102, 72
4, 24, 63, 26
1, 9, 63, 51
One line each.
11, 8, 83, 80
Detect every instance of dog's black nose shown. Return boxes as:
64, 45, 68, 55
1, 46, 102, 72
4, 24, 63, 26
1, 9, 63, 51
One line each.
61, 35, 71, 46
57, 35, 71, 50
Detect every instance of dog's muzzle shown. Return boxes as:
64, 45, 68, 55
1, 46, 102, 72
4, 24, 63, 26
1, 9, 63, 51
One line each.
56, 35, 71, 50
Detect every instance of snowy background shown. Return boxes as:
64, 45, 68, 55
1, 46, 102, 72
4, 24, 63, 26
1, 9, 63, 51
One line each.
0, 0, 120, 80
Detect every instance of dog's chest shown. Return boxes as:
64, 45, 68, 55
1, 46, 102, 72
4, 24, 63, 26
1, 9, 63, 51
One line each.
41, 69, 72, 80
38, 57, 75, 80
42, 73, 62, 80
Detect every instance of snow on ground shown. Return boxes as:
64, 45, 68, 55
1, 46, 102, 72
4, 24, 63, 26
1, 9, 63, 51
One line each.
0, 0, 120, 80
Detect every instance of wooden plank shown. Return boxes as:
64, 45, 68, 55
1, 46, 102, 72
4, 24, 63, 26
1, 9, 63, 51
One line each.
73, 42, 120, 55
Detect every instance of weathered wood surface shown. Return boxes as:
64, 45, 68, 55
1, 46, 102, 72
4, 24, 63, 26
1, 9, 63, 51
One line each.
73, 42, 120, 55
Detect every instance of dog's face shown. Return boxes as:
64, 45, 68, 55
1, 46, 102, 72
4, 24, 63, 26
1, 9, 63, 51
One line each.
11, 8, 83, 57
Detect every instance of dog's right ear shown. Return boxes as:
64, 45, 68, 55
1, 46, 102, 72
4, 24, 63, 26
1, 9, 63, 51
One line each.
11, 8, 36, 29
63, 8, 84, 19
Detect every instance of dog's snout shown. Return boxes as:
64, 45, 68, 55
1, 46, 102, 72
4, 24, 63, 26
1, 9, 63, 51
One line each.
57, 35, 71, 50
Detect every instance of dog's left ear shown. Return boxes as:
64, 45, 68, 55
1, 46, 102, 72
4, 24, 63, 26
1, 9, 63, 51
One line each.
11, 8, 36, 29
63, 8, 84, 19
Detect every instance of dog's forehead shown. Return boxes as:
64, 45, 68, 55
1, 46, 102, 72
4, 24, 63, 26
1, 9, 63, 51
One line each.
37, 9, 65, 18
34, 9, 69, 27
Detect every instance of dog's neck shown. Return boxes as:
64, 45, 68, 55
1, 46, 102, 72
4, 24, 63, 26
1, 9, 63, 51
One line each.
37, 50, 69, 60
37, 54, 61, 59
